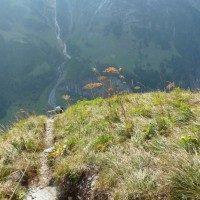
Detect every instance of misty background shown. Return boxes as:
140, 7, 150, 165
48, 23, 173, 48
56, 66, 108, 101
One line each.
1, 0, 200, 123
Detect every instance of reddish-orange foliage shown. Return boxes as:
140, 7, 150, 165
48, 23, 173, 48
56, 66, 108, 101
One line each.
166, 82, 175, 90
62, 95, 70, 101
83, 82, 103, 89
103, 67, 119, 74
98, 76, 107, 81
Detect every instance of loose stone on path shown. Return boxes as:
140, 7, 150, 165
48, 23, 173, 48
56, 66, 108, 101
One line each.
25, 187, 57, 200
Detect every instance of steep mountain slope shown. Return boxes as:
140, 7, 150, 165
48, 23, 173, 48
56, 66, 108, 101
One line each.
60, 0, 200, 87
0, 0, 62, 122
1, 90, 200, 199
1, 0, 200, 122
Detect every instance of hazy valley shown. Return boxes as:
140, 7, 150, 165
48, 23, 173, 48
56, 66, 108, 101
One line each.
1, 0, 200, 122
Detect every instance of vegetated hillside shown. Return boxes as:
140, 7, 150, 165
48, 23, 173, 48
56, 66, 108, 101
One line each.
1, 89, 200, 199
60, 0, 200, 87
2, 0, 200, 123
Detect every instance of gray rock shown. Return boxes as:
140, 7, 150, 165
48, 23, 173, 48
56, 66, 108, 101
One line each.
24, 187, 58, 200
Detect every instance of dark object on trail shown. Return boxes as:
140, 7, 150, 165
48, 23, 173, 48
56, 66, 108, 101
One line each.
55, 106, 64, 114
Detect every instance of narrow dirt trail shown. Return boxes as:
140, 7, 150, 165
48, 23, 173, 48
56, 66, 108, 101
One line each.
39, 118, 54, 187
25, 118, 58, 200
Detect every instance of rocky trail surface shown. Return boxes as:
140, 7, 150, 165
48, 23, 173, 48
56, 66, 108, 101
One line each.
25, 118, 58, 200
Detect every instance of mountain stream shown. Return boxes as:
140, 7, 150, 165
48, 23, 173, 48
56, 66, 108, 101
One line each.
45, 0, 71, 108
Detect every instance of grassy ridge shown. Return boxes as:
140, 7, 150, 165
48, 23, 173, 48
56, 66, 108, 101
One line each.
1, 89, 200, 199
52, 89, 200, 199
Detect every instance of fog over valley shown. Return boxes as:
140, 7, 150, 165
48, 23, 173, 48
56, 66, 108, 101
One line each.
1, 0, 200, 122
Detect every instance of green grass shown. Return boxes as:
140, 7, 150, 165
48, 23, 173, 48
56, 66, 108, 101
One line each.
0, 115, 46, 199
51, 89, 200, 199
1, 89, 200, 199
67, 25, 179, 73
